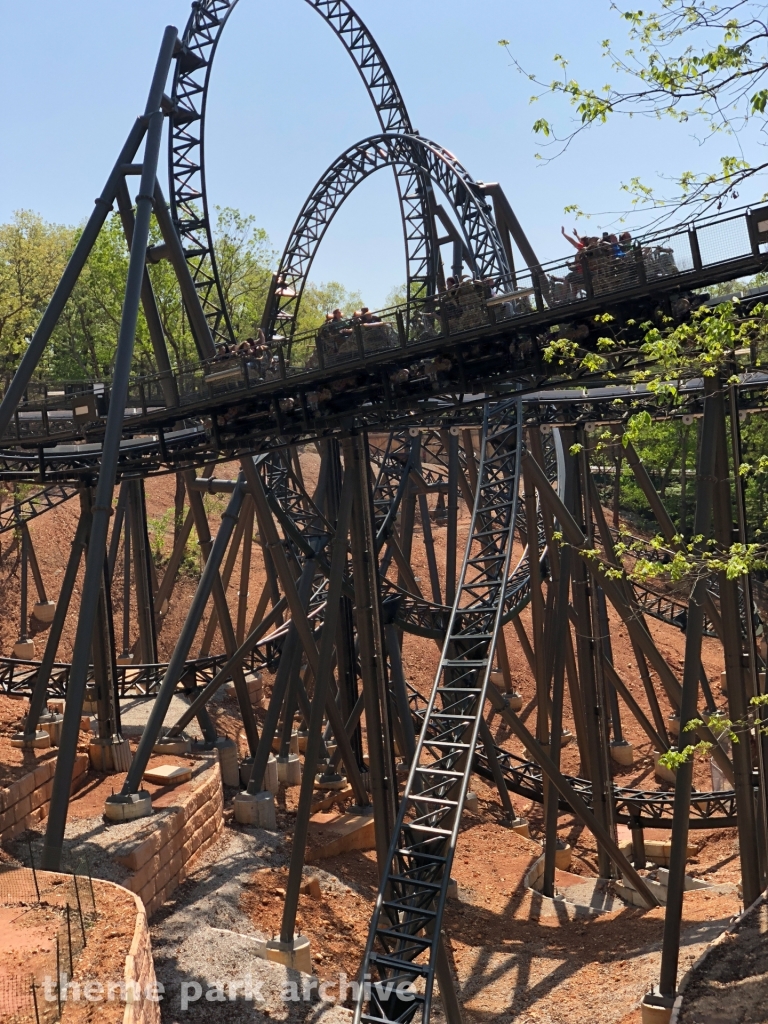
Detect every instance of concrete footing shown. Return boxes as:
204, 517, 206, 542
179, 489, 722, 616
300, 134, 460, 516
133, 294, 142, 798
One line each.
32, 601, 56, 624
214, 737, 240, 787
40, 714, 64, 746
277, 754, 302, 786
654, 750, 677, 784
510, 817, 530, 837
640, 994, 673, 1024
306, 808, 375, 861
234, 791, 276, 829
272, 731, 300, 755
10, 730, 50, 749
240, 754, 278, 792
104, 790, 153, 821
465, 792, 479, 812
554, 842, 572, 870
610, 739, 634, 766
153, 735, 192, 756
89, 735, 132, 772
265, 936, 312, 975
667, 714, 681, 737
12, 639, 35, 659
315, 770, 347, 790
507, 692, 524, 712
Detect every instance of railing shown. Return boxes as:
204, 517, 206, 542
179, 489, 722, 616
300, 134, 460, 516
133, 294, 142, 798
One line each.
4, 203, 767, 445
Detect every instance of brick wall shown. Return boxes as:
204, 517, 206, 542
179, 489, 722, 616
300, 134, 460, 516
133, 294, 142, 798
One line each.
0, 753, 88, 842
115, 761, 224, 918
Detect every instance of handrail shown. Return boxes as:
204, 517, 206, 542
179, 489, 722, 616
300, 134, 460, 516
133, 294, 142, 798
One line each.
3, 203, 767, 445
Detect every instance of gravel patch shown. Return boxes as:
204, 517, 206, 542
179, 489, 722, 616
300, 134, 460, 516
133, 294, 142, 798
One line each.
150, 824, 355, 1023
11, 809, 179, 885
119, 695, 203, 739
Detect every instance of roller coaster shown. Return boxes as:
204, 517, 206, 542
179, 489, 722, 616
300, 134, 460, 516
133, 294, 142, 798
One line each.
5, 3, 768, 1022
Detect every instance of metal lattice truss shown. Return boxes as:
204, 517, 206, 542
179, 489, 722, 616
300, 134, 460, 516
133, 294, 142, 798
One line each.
0, 483, 79, 535
271, 134, 511, 341
355, 400, 522, 1024
169, 0, 433, 347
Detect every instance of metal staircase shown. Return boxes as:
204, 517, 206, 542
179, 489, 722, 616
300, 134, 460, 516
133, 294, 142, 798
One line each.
354, 398, 522, 1024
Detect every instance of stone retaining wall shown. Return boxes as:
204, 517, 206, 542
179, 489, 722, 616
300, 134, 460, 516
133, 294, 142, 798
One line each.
115, 760, 224, 918
121, 883, 160, 1024
0, 753, 88, 842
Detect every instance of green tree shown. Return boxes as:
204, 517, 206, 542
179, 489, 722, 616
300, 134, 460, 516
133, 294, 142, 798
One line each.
0, 211, 73, 382
294, 280, 363, 337
502, 1, 768, 216
211, 206, 276, 341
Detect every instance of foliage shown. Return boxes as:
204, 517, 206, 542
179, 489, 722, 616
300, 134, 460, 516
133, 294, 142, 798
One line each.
0, 205, 375, 381
501, 1, 768, 217
659, 694, 768, 769
294, 281, 364, 338
0, 211, 73, 382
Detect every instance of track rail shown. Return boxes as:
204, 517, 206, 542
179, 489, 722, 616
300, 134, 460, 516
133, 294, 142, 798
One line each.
170, 0, 435, 345
0, 483, 80, 535
355, 399, 522, 1024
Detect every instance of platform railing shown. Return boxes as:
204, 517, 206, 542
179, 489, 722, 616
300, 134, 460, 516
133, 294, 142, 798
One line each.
3, 203, 767, 443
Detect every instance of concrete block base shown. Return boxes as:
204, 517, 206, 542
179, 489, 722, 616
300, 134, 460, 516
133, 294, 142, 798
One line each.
32, 601, 56, 624
307, 809, 376, 862
465, 792, 479, 812
315, 771, 347, 791
234, 791, 276, 829
40, 714, 64, 746
10, 731, 50, 749
654, 751, 677, 785
239, 754, 278, 793
299, 876, 322, 899
610, 740, 634, 766
265, 936, 312, 975
507, 692, 524, 712
272, 731, 300, 755
117, 655, 134, 666
640, 995, 673, 1024
89, 736, 132, 773
447, 878, 459, 898
667, 714, 681, 738
12, 640, 35, 659
265, 754, 279, 793
152, 735, 192, 756
104, 790, 153, 822
277, 754, 302, 787
554, 842, 572, 871
215, 737, 240, 787
510, 817, 530, 838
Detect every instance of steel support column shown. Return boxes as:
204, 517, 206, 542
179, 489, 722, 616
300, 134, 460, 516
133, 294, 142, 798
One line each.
41, 27, 179, 870
658, 380, 719, 1000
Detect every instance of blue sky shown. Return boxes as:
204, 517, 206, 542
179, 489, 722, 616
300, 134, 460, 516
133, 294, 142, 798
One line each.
1, 1, 761, 308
